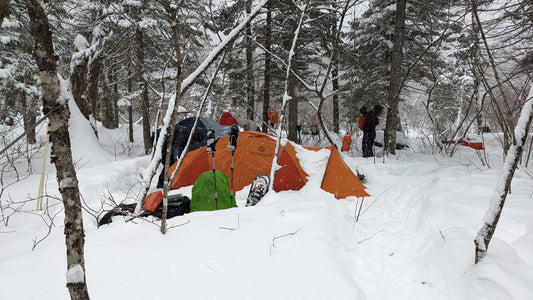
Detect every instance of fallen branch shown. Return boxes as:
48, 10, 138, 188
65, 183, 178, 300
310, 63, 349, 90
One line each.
219, 214, 240, 230
358, 229, 385, 244
270, 228, 301, 256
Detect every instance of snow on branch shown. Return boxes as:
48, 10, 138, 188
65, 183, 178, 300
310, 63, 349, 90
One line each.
136, 0, 268, 213
269, 0, 310, 191
474, 83, 533, 263
179, 0, 269, 97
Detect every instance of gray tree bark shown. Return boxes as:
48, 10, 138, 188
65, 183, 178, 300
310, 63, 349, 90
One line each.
262, 2, 271, 133
288, 56, 298, 142
136, 27, 152, 154
127, 62, 134, 143
332, 53, 340, 134
21, 92, 37, 144
385, 0, 407, 155
70, 40, 91, 120
0, 0, 10, 27
25, 0, 90, 298
245, 0, 255, 121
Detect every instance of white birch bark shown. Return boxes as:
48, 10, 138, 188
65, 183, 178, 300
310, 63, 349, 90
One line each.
474, 83, 533, 263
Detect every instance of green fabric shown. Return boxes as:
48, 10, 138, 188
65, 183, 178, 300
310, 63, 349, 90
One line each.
191, 170, 237, 212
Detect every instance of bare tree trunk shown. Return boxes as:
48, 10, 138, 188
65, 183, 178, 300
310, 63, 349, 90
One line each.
385, 0, 407, 155
471, 11, 486, 134
245, 0, 255, 121
102, 69, 115, 129
313, 0, 351, 146
113, 68, 119, 128
127, 65, 134, 143
472, 0, 514, 155
87, 56, 100, 138
159, 1, 186, 234
331, 11, 340, 134
286, 5, 299, 143
22, 93, 37, 144
269, 1, 309, 191
262, 2, 271, 133
0, 0, 10, 27
25, 0, 90, 298
332, 54, 340, 134
70, 39, 91, 120
136, 27, 151, 154
141, 83, 151, 154
475, 84, 533, 263
288, 57, 298, 142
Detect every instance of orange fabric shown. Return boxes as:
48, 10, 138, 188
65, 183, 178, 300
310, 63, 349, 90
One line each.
341, 135, 352, 152
169, 131, 369, 198
358, 116, 365, 129
302, 145, 370, 198
267, 111, 279, 124
458, 138, 484, 150
277, 143, 309, 192
322, 146, 370, 198
170, 131, 288, 192
142, 191, 163, 212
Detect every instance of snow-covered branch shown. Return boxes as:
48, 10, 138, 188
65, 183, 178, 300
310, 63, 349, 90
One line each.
474, 83, 533, 263
269, 0, 310, 191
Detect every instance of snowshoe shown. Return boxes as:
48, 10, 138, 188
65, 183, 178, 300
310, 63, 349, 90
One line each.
246, 174, 270, 207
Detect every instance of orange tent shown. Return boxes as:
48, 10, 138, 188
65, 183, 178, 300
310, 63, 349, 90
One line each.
169, 131, 369, 199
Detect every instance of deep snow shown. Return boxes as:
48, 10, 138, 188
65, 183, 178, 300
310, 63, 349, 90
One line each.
1, 99, 533, 300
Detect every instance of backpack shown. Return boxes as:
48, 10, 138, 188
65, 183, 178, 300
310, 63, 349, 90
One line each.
98, 194, 190, 226
191, 170, 237, 212
358, 116, 366, 129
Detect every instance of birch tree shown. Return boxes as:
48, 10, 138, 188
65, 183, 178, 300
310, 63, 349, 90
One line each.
25, 0, 90, 298
474, 83, 533, 263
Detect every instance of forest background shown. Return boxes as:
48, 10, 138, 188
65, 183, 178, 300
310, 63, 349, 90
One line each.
0, 0, 532, 299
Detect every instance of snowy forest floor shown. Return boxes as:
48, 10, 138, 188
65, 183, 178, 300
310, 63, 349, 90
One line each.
1, 104, 533, 299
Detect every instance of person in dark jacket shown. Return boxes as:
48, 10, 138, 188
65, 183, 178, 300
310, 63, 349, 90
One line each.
360, 104, 383, 157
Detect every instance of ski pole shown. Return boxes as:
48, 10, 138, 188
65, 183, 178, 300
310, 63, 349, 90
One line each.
227, 125, 239, 203
373, 140, 375, 164
206, 130, 219, 209
383, 131, 386, 164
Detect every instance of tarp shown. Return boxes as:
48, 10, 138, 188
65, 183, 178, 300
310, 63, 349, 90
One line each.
169, 131, 369, 199
458, 138, 484, 150
176, 116, 232, 138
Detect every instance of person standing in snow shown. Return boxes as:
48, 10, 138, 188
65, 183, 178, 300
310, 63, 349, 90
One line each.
360, 104, 383, 157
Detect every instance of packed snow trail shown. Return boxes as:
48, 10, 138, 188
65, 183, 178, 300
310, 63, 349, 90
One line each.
345, 159, 443, 299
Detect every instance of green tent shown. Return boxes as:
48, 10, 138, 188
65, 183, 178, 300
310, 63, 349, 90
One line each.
191, 170, 237, 212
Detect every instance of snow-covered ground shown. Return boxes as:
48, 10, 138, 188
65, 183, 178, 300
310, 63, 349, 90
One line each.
1, 101, 533, 299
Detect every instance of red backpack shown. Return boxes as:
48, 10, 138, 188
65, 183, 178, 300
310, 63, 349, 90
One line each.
358, 116, 366, 129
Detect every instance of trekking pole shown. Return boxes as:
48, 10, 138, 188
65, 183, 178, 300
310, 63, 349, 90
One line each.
227, 125, 239, 203
373, 141, 376, 164
383, 131, 386, 164
206, 130, 219, 209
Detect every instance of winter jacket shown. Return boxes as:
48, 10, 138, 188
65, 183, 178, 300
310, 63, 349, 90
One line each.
360, 105, 383, 132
